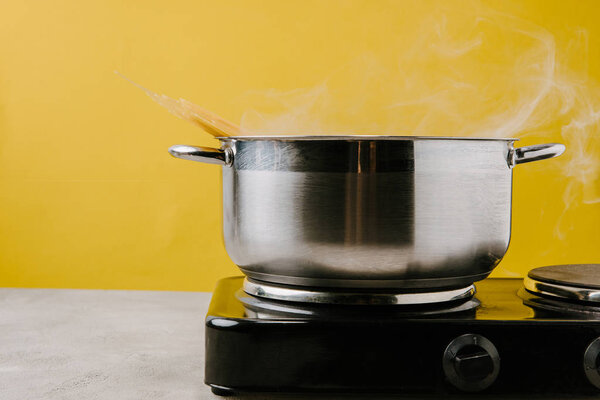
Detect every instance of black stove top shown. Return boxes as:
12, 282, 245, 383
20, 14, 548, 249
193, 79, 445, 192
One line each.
205, 277, 600, 397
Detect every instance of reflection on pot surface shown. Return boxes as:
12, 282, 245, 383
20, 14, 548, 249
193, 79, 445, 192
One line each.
170, 136, 565, 290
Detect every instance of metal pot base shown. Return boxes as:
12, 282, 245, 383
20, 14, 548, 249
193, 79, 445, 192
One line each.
240, 269, 491, 290
243, 278, 476, 306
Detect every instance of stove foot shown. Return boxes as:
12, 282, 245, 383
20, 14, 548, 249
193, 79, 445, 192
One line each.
210, 385, 235, 397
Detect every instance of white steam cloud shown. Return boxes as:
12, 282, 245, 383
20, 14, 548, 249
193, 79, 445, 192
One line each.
237, 5, 600, 240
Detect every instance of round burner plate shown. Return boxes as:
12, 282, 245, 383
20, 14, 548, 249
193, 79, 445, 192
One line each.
243, 278, 476, 306
524, 264, 600, 304
518, 288, 600, 319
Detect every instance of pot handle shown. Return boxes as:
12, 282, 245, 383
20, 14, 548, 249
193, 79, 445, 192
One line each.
168, 145, 233, 166
511, 143, 565, 166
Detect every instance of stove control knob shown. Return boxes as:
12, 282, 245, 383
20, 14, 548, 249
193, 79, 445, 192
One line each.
584, 337, 600, 389
442, 333, 500, 392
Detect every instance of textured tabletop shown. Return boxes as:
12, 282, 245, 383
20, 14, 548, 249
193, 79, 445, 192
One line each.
0, 288, 211, 400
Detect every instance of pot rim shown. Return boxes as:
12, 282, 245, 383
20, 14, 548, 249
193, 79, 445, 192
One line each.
217, 135, 518, 142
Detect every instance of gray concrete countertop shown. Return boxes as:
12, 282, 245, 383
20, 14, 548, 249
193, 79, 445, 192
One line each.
0, 288, 211, 400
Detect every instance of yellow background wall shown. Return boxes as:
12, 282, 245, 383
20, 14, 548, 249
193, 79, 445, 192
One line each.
1, 0, 599, 291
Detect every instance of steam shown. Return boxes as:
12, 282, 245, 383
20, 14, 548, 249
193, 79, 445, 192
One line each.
237, 5, 600, 240
238, 10, 565, 138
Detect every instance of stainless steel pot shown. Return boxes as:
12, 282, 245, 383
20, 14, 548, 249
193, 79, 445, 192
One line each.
169, 136, 565, 290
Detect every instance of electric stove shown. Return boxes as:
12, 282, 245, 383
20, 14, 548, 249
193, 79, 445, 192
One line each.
205, 266, 600, 397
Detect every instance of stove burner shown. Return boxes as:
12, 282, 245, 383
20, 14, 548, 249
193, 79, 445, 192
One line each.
524, 264, 600, 304
519, 287, 600, 319
236, 287, 481, 319
243, 277, 476, 306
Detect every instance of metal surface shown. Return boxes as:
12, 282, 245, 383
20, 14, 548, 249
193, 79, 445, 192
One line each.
528, 264, 600, 289
524, 279, 600, 303
524, 264, 600, 303
169, 136, 565, 290
519, 288, 600, 319
220, 135, 519, 140
237, 287, 480, 319
243, 278, 476, 305
168, 145, 232, 166
512, 143, 566, 165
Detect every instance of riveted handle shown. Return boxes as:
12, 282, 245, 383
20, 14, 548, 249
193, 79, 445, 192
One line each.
168, 145, 233, 166
510, 143, 565, 167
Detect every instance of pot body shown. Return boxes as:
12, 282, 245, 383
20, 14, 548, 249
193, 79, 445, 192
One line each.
220, 137, 514, 289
